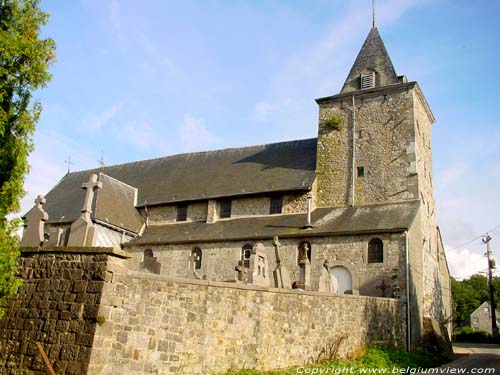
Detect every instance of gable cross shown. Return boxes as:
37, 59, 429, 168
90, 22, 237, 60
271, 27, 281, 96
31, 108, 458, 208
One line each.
80, 174, 102, 218
35, 195, 46, 208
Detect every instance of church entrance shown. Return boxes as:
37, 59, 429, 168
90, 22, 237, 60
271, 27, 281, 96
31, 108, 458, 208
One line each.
330, 266, 352, 294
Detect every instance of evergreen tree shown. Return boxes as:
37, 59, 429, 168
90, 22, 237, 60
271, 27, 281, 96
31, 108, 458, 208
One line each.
0, 0, 55, 313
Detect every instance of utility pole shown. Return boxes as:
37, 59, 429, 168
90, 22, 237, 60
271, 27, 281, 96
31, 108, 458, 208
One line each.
482, 235, 498, 338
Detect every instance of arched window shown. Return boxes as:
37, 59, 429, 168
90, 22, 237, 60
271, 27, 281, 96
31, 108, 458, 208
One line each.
191, 247, 202, 270
144, 249, 153, 259
242, 244, 252, 268
368, 238, 383, 263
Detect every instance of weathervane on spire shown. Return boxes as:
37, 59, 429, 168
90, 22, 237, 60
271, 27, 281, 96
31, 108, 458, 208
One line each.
372, 0, 376, 28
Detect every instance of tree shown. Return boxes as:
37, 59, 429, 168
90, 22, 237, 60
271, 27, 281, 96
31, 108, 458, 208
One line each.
451, 274, 500, 330
0, 0, 55, 311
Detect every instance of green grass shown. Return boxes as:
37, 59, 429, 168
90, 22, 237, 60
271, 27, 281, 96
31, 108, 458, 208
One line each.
219, 348, 447, 375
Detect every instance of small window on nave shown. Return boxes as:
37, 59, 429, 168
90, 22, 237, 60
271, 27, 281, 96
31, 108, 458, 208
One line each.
269, 196, 283, 214
176, 204, 188, 221
219, 200, 232, 218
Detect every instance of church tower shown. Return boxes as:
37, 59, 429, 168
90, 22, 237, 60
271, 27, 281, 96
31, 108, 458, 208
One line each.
315, 26, 435, 212
315, 25, 449, 345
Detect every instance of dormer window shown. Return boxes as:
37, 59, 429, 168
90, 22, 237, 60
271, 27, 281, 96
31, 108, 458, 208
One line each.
360, 71, 376, 89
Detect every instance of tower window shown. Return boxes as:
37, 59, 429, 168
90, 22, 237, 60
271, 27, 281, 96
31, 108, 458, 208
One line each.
357, 166, 365, 177
219, 200, 232, 218
176, 204, 188, 221
360, 71, 376, 89
269, 196, 283, 214
368, 238, 384, 263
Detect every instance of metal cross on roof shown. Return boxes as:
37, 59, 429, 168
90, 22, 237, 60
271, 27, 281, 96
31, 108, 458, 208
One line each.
64, 155, 73, 174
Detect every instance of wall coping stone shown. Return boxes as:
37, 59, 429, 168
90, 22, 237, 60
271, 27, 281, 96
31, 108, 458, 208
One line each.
19, 246, 131, 258
125, 269, 405, 304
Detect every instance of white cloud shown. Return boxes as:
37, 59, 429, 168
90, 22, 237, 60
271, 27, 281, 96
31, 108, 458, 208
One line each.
252, 102, 273, 122
83, 102, 123, 131
179, 115, 219, 151
445, 246, 490, 280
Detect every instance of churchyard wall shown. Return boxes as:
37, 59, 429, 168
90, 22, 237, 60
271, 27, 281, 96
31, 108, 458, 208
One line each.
0, 248, 121, 375
0, 249, 406, 375
88, 255, 406, 375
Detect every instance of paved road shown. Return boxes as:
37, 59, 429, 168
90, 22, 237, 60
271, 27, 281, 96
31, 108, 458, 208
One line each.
442, 343, 500, 373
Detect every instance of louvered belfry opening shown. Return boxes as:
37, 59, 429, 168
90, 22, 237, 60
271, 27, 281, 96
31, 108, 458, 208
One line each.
360, 71, 376, 89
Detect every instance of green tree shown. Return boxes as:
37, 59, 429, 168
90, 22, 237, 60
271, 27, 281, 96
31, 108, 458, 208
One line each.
452, 274, 500, 329
0, 0, 55, 311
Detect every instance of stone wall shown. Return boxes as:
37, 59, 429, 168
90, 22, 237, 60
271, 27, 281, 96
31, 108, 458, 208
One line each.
88, 256, 407, 374
143, 193, 308, 226
0, 249, 407, 375
126, 232, 406, 298
0, 248, 126, 375
315, 86, 418, 207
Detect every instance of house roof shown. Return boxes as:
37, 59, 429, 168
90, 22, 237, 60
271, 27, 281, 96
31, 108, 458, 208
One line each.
124, 200, 420, 246
33, 138, 317, 225
470, 302, 500, 317
341, 27, 399, 93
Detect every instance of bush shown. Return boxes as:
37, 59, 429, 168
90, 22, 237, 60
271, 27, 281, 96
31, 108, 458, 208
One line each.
454, 327, 495, 343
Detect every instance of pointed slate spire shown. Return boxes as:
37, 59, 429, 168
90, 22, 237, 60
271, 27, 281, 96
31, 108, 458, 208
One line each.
341, 27, 399, 93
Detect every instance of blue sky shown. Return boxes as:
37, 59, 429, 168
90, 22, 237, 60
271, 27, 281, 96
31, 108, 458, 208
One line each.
22, 0, 500, 278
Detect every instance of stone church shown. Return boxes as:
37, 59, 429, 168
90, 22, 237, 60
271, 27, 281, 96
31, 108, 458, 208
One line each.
20, 26, 451, 354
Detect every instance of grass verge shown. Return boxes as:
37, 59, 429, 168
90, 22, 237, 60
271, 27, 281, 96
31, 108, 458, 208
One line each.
220, 348, 448, 375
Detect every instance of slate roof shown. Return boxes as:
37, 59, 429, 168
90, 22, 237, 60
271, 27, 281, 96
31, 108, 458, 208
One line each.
124, 200, 420, 246
93, 174, 144, 233
34, 138, 317, 226
341, 27, 399, 93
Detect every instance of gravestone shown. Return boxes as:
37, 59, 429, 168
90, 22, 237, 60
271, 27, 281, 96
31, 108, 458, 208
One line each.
20, 195, 48, 247
142, 249, 161, 274
297, 242, 311, 290
248, 243, 270, 287
318, 259, 332, 293
67, 174, 102, 247
272, 236, 291, 289
45, 227, 64, 247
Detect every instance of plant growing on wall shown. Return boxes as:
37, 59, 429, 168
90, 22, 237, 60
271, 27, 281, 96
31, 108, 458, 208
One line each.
321, 113, 344, 131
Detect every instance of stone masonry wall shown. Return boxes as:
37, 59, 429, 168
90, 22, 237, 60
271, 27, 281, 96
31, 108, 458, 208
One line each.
126, 232, 406, 298
0, 248, 121, 375
316, 87, 418, 207
88, 256, 407, 375
412, 91, 442, 322
143, 193, 308, 226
